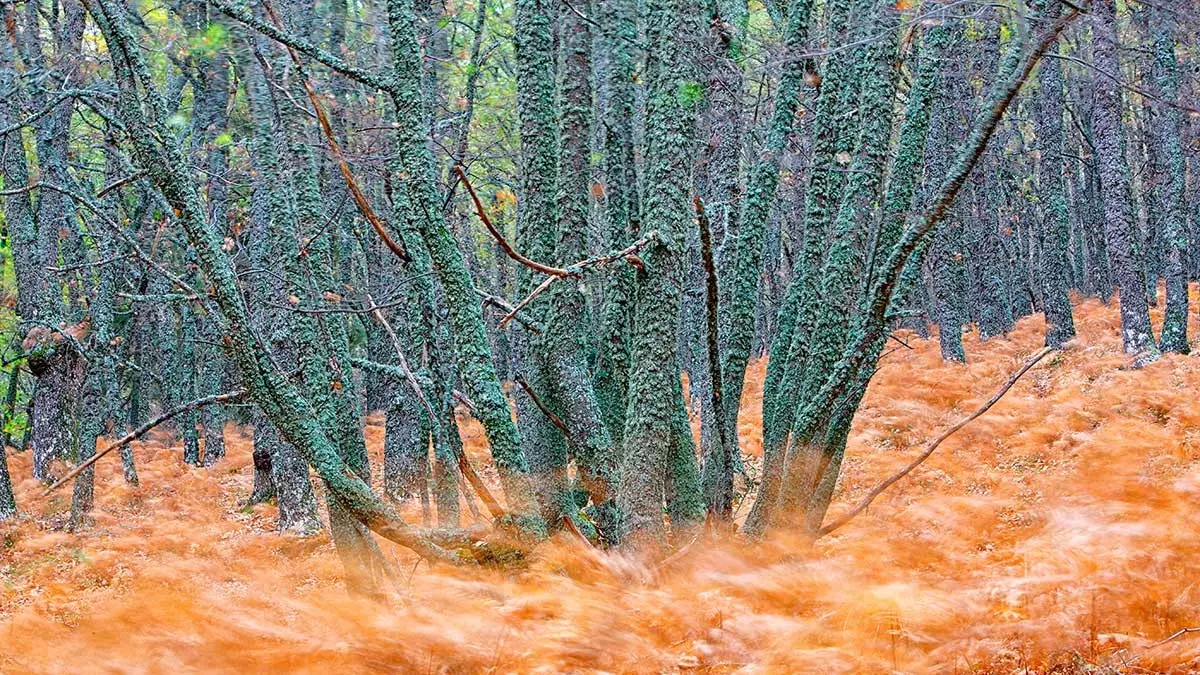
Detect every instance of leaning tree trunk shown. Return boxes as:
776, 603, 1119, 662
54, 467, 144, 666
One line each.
747, 0, 858, 535
774, 0, 904, 531
702, 0, 816, 520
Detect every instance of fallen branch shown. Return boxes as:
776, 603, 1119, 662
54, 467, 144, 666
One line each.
45, 389, 249, 494
816, 346, 1054, 538
1147, 627, 1200, 649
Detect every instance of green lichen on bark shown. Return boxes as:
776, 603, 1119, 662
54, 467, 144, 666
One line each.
615, 0, 704, 546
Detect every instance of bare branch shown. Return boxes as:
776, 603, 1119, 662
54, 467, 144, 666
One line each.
816, 347, 1054, 538
367, 296, 507, 520
45, 389, 250, 494
260, 0, 411, 263
514, 375, 574, 444
498, 274, 558, 329
455, 165, 575, 278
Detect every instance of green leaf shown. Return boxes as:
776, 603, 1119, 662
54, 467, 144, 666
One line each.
677, 80, 704, 107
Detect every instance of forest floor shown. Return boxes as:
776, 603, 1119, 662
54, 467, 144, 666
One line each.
4, 296, 1200, 673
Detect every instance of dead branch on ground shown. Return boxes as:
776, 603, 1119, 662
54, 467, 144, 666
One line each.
816, 346, 1054, 538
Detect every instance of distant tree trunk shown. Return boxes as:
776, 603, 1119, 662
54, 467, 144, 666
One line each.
0, 439, 15, 520
594, 0, 640, 453
1033, 0, 1077, 349
1091, 0, 1157, 360
69, 148, 129, 530
383, 384, 430, 514
178, 308, 202, 466
927, 30, 972, 364
1147, 6, 1189, 354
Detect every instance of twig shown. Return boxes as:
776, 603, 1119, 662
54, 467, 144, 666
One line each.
96, 170, 146, 198
475, 289, 543, 333
514, 375, 574, 444
499, 274, 557, 329
816, 346, 1054, 537
261, 0, 411, 263
44, 389, 249, 494
452, 390, 477, 412
47, 252, 133, 273
1147, 627, 1200, 649
571, 231, 658, 270
455, 165, 575, 279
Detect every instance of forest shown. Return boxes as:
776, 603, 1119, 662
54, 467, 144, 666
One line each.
1, 0, 1199, 670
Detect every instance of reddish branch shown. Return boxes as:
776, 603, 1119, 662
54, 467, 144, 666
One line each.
455, 165, 575, 278
262, 0, 410, 263
816, 346, 1054, 537
499, 275, 557, 329
45, 389, 249, 494
458, 163, 663, 328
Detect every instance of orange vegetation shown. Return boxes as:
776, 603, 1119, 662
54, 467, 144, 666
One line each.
4, 296, 1200, 673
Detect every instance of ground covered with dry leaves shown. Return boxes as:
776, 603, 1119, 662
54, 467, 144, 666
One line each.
3, 297, 1200, 673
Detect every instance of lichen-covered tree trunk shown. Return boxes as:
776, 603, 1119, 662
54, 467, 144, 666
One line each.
1091, 0, 1157, 360
1147, 5, 1188, 354
746, 0, 861, 535
774, 0, 903, 528
702, 0, 815, 519
615, 0, 704, 547
382, 0, 541, 525
509, 0, 567, 526
1033, 0, 1077, 349
241, 34, 322, 532
926, 30, 975, 364
593, 0, 640, 452
87, 0, 450, 558
522, 0, 620, 535
8, 2, 88, 483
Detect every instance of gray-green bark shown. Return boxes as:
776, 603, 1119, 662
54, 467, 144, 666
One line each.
1147, 6, 1188, 353
1033, 0, 1076, 349
615, 0, 704, 547
1091, 0, 1157, 360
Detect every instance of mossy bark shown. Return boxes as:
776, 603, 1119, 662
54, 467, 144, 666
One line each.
614, 0, 704, 547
